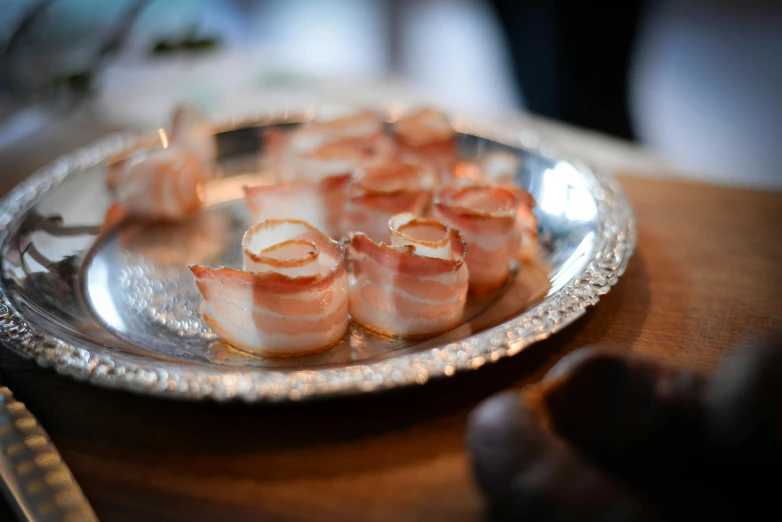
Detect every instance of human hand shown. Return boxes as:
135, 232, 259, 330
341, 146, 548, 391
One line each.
466, 339, 782, 521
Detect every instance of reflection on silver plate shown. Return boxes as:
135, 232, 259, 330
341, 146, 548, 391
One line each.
0, 108, 635, 402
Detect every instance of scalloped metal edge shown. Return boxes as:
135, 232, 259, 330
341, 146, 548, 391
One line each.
0, 110, 636, 402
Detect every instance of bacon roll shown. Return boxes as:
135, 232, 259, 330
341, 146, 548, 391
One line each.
393, 107, 458, 187
106, 105, 216, 222
343, 163, 430, 243
244, 174, 351, 239
110, 148, 209, 221
348, 213, 468, 338
170, 104, 218, 168
191, 219, 349, 357
276, 108, 393, 182
447, 154, 538, 265
432, 185, 521, 292
505, 186, 538, 264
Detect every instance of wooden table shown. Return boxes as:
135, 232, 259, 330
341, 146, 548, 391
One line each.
1, 170, 780, 521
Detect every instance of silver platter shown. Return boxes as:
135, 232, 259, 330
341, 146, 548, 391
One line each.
0, 108, 635, 402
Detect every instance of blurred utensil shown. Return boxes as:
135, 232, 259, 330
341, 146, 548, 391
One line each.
0, 383, 97, 522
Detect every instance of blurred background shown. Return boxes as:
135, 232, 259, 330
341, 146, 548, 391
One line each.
1, 0, 781, 193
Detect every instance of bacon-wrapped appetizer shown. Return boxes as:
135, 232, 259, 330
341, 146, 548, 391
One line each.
275, 108, 393, 182
452, 160, 486, 186
304, 107, 387, 144
343, 163, 430, 243
452, 151, 520, 186
447, 155, 538, 266
505, 186, 538, 264
105, 105, 217, 224
170, 104, 218, 168
109, 148, 209, 221
190, 219, 349, 357
478, 151, 520, 186
348, 213, 468, 338
433, 185, 522, 292
244, 174, 351, 239
393, 107, 458, 188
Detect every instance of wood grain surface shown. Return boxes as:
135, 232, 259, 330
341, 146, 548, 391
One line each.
0, 175, 780, 522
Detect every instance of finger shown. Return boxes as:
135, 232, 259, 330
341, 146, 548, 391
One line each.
535, 346, 752, 521
466, 390, 660, 522
707, 337, 782, 456
705, 337, 782, 513
540, 346, 708, 467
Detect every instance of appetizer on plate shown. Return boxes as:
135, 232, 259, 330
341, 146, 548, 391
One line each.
271, 107, 393, 182
348, 213, 469, 338
105, 105, 217, 224
244, 174, 351, 239
190, 219, 349, 357
114, 104, 539, 357
343, 163, 430, 243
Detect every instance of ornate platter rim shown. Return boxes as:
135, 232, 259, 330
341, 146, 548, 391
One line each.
0, 107, 636, 402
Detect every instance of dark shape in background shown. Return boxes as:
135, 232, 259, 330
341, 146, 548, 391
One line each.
488, 0, 645, 140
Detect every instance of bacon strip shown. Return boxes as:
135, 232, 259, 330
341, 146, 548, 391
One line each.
244, 174, 350, 239
348, 213, 468, 338
304, 108, 387, 143
276, 108, 393, 182
106, 106, 216, 222
343, 163, 430, 243
110, 148, 209, 221
170, 105, 218, 168
452, 160, 486, 186
448, 155, 538, 265
479, 151, 520, 186
394, 108, 454, 148
393, 107, 458, 188
505, 186, 538, 264
452, 151, 520, 186
433, 185, 520, 292
191, 219, 349, 357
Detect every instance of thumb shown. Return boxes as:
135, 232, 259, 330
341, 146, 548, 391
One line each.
466, 389, 660, 522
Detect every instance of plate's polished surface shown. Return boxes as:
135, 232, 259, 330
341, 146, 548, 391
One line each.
0, 108, 635, 401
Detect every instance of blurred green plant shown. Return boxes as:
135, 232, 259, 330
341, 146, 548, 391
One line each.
0, 0, 220, 112
151, 23, 220, 54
